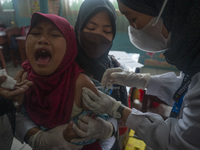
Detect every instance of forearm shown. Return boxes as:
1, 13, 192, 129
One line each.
24, 127, 40, 142
125, 107, 200, 150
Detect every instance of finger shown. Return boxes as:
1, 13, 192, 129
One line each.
82, 92, 99, 110
67, 121, 73, 130
15, 80, 33, 87
79, 115, 91, 123
78, 120, 89, 132
14, 69, 24, 81
72, 123, 87, 138
0, 75, 7, 85
110, 71, 125, 78
71, 137, 89, 144
101, 68, 123, 86
7, 87, 29, 97
0, 90, 12, 99
82, 87, 101, 102
0, 80, 32, 98
21, 72, 28, 82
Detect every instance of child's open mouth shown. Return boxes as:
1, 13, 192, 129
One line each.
35, 49, 51, 65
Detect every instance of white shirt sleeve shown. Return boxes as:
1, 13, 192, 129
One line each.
146, 72, 183, 106
125, 72, 200, 150
15, 112, 37, 143
99, 117, 118, 150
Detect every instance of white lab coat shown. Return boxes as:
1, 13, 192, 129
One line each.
126, 72, 200, 150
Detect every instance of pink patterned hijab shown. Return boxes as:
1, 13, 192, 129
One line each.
23, 12, 83, 128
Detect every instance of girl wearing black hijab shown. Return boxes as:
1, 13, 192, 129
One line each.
79, 0, 200, 149
75, 0, 128, 107
74, 0, 128, 149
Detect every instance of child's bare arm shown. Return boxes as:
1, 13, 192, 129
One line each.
74, 73, 98, 110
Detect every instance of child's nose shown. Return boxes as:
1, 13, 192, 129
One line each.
38, 36, 49, 45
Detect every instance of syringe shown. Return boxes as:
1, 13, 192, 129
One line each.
96, 86, 120, 90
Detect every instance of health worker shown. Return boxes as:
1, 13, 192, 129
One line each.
75, 0, 200, 150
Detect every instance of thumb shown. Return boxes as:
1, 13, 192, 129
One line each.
101, 68, 123, 86
72, 123, 87, 138
83, 87, 101, 102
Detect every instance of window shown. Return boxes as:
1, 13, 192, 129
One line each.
67, 0, 118, 10
0, 0, 14, 12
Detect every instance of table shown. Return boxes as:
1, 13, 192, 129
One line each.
15, 36, 26, 62
0, 31, 6, 45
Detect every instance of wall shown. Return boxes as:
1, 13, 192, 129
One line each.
0, 11, 16, 27
0, 0, 48, 28
13, 0, 48, 27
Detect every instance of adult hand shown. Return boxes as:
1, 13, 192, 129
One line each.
27, 124, 83, 150
0, 75, 7, 85
63, 121, 78, 142
0, 70, 33, 99
101, 67, 151, 89
71, 115, 113, 143
82, 87, 121, 118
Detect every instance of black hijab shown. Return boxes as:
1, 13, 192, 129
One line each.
119, 0, 200, 76
75, 0, 116, 81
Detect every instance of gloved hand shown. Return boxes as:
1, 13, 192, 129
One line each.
71, 115, 113, 143
101, 67, 151, 89
27, 124, 83, 150
82, 87, 121, 118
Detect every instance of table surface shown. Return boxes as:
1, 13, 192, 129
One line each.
0, 31, 6, 36
15, 36, 26, 40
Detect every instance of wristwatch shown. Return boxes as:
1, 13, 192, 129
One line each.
116, 104, 125, 119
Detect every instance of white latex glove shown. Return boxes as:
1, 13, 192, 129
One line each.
71, 115, 113, 143
82, 87, 121, 118
101, 67, 151, 89
27, 124, 83, 150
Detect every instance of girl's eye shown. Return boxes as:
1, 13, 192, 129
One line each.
51, 34, 60, 37
30, 29, 41, 35
50, 32, 62, 37
104, 30, 112, 34
85, 26, 95, 31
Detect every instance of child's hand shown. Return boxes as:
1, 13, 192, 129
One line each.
63, 121, 79, 142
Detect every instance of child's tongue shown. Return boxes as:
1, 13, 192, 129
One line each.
37, 56, 51, 64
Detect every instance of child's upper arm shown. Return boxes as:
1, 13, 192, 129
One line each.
74, 73, 98, 109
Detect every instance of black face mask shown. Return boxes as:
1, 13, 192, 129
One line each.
79, 31, 112, 58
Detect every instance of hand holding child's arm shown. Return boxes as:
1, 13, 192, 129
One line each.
72, 115, 114, 143
0, 69, 33, 99
27, 124, 83, 150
